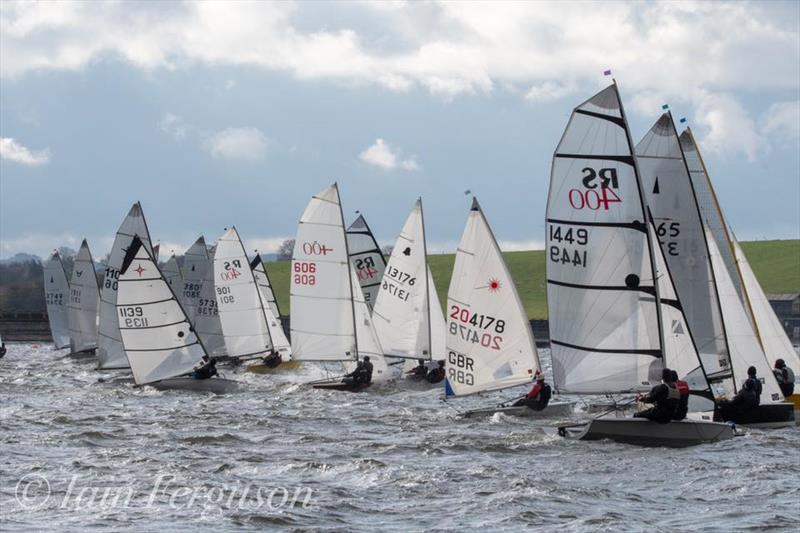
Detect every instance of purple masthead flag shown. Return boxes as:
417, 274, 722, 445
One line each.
603, 69, 612, 76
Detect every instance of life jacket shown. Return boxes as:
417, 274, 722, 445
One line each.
673, 380, 690, 420
666, 383, 681, 400
675, 380, 689, 397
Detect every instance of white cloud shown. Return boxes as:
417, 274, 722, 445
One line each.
0, 137, 50, 166
0, 232, 82, 259
761, 101, 800, 143
359, 138, 419, 171
207, 127, 268, 161
497, 239, 545, 252
693, 91, 766, 161
158, 112, 187, 140
524, 81, 576, 102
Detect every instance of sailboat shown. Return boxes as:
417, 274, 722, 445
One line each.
66, 239, 101, 357
43, 250, 71, 350
546, 83, 734, 446
346, 214, 387, 311
97, 202, 154, 370
116, 236, 239, 393
246, 254, 298, 373
680, 127, 800, 424
187, 237, 227, 358
371, 199, 446, 380
290, 183, 390, 392
445, 198, 573, 418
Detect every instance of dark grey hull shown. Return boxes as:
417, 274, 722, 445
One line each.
558, 417, 736, 448
463, 401, 574, 419
147, 377, 240, 394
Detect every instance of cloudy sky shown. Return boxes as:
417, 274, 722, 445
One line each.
1, 0, 798, 259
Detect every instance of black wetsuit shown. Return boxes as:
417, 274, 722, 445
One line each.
634, 383, 678, 423
774, 367, 795, 397
513, 382, 552, 410
426, 367, 445, 384
345, 360, 374, 385
672, 380, 690, 421
0, 343, 6, 358
411, 364, 428, 378
263, 352, 283, 368
193, 360, 218, 380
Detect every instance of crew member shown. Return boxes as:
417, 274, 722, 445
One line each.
426, 360, 446, 384
670, 370, 690, 421
262, 351, 283, 369
344, 356, 373, 385
0, 340, 6, 359
633, 368, 678, 423
192, 355, 218, 380
773, 359, 795, 397
408, 359, 428, 378
514, 370, 552, 410
718, 365, 762, 420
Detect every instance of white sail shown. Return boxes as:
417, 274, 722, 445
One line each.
251, 255, 282, 319
547, 84, 663, 394
732, 239, 800, 378
251, 256, 292, 358
97, 202, 154, 369
162, 254, 183, 291
290, 184, 357, 361
446, 198, 540, 396
346, 214, 387, 311
44, 251, 71, 349
637, 113, 732, 387
213, 227, 274, 359
349, 266, 390, 382
427, 267, 447, 361
706, 228, 785, 403
179, 236, 209, 321
67, 239, 100, 353
117, 237, 205, 385
372, 199, 442, 360
192, 245, 227, 357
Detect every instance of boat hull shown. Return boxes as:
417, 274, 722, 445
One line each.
66, 348, 97, 359
245, 360, 302, 374
463, 401, 574, 419
147, 377, 240, 394
717, 402, 795, 429
311, 380, 371, 393
788, 394, 800, 426
559, 417, 735, 447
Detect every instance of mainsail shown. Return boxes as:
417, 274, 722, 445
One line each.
67, 239, 100, 353
213, 227, 274, 359
346, 214, 387, 311
192, 244, 227, 357
445, 198, 540, 396
637, 113, 733, 391
546, 83, 665, 394
117, 236, 206, 385
372, 199, 445, 360
251, 255, 292, 358
97, 202, 153, 369
290, 183, 386, 369
179, 236, 209, 320
44, 251, 71, 349
161, 254, 183, 291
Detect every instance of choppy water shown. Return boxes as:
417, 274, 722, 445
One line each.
1, 343, 799, 532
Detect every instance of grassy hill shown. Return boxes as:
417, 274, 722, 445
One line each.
264, 239, 799, 320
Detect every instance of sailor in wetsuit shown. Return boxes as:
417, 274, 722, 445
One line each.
719, 365, 762, 419
262, 351, 283, 369
670, 369, 690, 421
773, 358, 795, 397
634, 368, 679, 423
343, 356, 373, 386
192, 355, 218, 380
0, 341, 6, 359
426, 360, 446, 384
513, 370, 552, 410
409, 359, 428, 378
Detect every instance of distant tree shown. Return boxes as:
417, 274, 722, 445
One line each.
277, 239, 295, 261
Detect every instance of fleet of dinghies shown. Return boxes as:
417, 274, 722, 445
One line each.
33, 79, 798, 448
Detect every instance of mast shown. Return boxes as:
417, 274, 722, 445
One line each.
336, 182, 361, 360
670, 119, 736, 388
419, 198, 434, 358
614, 80, 667, 359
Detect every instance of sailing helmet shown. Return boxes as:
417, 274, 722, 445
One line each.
775, 358, 786, 369
661, 368, 673, 382
747, 366, 757, 377
535, 370, 545, 382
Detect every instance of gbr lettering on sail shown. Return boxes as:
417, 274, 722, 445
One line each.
549, 166, 622, 269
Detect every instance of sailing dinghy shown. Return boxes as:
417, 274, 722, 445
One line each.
445, 198, 572, 418
66, 239, 100, 357
546, 83, 734, 447
161, 253, 183, 291
97, 202, 154, 370
290, 183, 390, 392
189, 239, 227, 359
117, 236, 239, 394
43, 251, 71, 350
346, 214, 387, 312
371, 199, 447, 383
680, 128, 798, 426
246, 254, 298, 373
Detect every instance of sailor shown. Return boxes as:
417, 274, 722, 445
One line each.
670, 370, 690, 421
426, 360, 446, 384
344, 356, 373, 385
409, 359, 428, 378
513, 370, 552, 410
192, 355, 218, 380
719, 365, 762, 419
262, 351, 283, 369
0, 341, 6, 359
634, 368, 678, 423
773, 359, 795, 396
